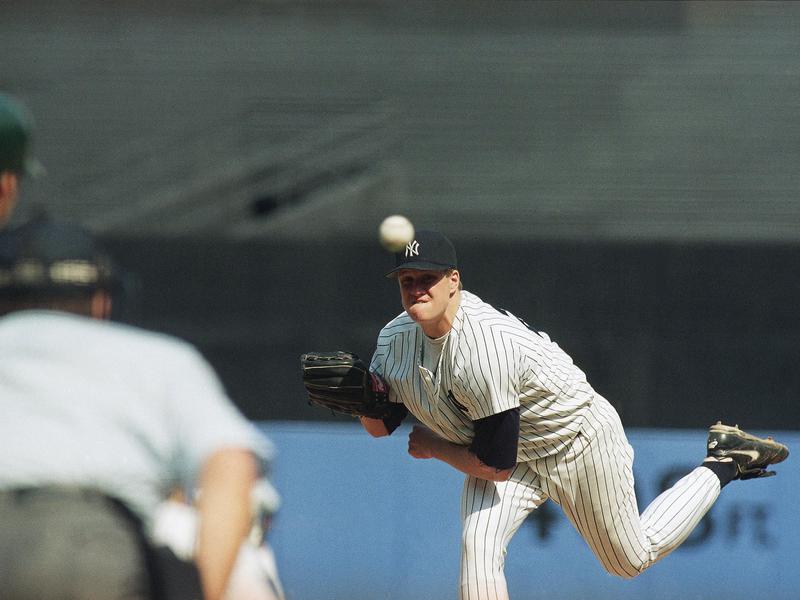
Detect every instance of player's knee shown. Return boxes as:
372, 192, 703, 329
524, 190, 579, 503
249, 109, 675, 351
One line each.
461, 529, 504, 573
599, 558, 645, 580
606, 566, 639, 580
588, 536, 650, 579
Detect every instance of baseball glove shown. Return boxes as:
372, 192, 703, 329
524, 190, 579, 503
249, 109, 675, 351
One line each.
300, 351, 397, 419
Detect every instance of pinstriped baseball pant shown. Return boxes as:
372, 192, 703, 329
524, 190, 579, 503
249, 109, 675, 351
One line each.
459, 400, 721, 600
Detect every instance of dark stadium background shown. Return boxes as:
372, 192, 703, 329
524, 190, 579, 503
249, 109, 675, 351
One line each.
4, 2, 798, 428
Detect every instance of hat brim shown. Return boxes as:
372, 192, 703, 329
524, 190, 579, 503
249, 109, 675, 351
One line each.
385, 260, 456, 278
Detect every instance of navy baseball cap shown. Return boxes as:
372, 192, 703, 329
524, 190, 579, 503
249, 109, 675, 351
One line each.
385, 229, 458, 277
0, 93, 43, 177
0, 216, 118, 296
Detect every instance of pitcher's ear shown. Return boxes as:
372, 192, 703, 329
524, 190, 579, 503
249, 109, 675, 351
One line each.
449, 269, 461, 292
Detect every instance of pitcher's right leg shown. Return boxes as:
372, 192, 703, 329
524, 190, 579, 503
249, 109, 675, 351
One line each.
460, 463, 546, 600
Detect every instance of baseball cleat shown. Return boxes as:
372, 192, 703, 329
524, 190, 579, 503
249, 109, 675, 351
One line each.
707, 422, 789, 480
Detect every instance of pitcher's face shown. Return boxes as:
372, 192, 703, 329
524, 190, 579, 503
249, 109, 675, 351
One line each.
397, 268, 459, 326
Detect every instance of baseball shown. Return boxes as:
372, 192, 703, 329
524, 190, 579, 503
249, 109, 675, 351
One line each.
379, 215, 415, 252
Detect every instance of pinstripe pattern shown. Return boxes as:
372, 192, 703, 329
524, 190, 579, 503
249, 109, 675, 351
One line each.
458, 401, 720, 599
371, 290, 722, 598
531, 400, 720, 579
461, 465, 546, 600
371, 291, 594, 456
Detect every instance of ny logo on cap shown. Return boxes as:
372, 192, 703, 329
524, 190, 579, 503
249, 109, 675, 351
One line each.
405, 240, 420, 257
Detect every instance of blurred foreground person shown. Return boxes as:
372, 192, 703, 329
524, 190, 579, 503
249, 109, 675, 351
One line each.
0, 217, 269, 600
0, 93, 41, 226
245, 478, 286, 600
152, 476, 285, 600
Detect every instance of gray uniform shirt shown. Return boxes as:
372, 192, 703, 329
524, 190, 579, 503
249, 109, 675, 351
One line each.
0, 310, 268, 525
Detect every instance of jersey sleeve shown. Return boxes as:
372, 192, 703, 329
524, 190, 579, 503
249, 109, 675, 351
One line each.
370, 324, 405, 405
456, 319, 521, 420
369, 329, 409, 434
369, 343, 386, 377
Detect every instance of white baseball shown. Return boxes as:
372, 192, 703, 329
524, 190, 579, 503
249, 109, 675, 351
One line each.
379, 215, 415, 252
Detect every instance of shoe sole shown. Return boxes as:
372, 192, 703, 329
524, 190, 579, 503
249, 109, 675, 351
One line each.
709, 423, 789, 465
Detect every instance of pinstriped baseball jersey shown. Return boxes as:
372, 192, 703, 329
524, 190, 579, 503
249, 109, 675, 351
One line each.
370, 285, 732, 600
370, 290, 595, 461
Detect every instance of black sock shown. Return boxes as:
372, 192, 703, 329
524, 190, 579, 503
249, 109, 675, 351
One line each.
702, 460, 738, 487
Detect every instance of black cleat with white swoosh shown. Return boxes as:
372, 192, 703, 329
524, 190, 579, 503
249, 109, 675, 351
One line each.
707, 422, 790, 480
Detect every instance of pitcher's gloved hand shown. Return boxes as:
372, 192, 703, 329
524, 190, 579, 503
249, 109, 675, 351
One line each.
300, 351, 401, 420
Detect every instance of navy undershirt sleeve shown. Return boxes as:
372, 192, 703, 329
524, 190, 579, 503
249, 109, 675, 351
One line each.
382, 404, 409, 434
469, 407, 520, 469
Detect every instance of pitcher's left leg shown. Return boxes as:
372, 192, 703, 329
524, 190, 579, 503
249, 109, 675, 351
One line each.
536, 404, 720, 578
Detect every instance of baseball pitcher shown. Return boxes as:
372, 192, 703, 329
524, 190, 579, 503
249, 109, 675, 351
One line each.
301, 229, 789, 600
